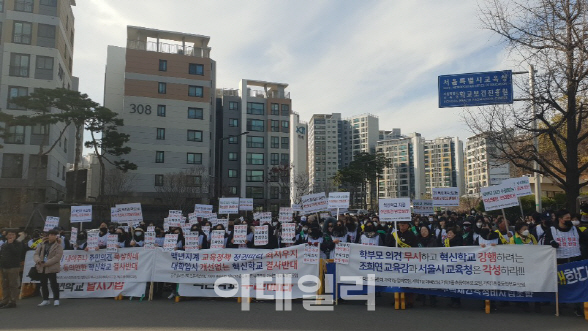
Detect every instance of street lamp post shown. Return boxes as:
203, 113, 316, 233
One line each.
216, 132, 249, 202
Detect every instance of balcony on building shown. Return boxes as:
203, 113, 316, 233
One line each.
126, 26, 211, 58
243, 80, 290, 99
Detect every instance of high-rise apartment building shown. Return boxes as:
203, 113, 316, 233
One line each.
0, 0, 78, 217
377, 133, 425, 199
104, 26, 216, 202
216, 80, 293, 213
341, 114, 379, 167
423, 136, 465, 196
465, 133, 511, 195
308, 113, 341, 193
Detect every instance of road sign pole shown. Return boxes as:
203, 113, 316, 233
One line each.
529, 64, 542, 213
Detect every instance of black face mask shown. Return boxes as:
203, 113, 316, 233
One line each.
564, 220, 573, 228
77, 234, 87, 241
117, 234, 124, 241
365, 226, 375, 233
543, 220, 552, 228
480, 229, 490, 237
99, 228, 108, 235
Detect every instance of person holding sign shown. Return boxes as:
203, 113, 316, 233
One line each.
72, 230, 88, 250
208, 225, 228, 248
360, 221, 383, 246
476, 222, 501, 247
128, 228, 145, 247
494, 216, 513, 245
544, 209, 588, 264
331, 220, 349, 244
33, 230, 64, 307
189, 224, 206, 249
385, 220, 416, 248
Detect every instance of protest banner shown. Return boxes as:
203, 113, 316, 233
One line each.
107, 234, 118, 252
144, 232, 156, 249
167, 217, 182, 228
210, 230, 225, 249
481, 183, 519, 211
87, 232, 99, 250
177, 282, 311, 299
22, 249, 154, 283
116, 203, 143, 224
303, 243, 320, 264
378, 198, 411, 222
212, 218, 229, 230
301, 192, 328, 213
254, 226, 269, 246
412, 199, 434, 215
71, 205, 92, 223
182, 224, 192, 235
239, 198, 253, 211
432, 187, 460, 207
336, 244, 556, 292
168, 210, 183, 217
49, 282, 146, 299
281, 223, 296, 244
184, 235, 200, 252
219, 198, 239, 215
163, 234, 178, 252
188, 213, 198, 223
279, 207, 293, 223
233, 225, 248, 245
503, 177, 533, 197
328, 192, 350, 209
320, 213, 331, 219
292, 204, 302, 212
44, 216, 59, 231
194, 204, 213, 218
333, 243, 351, 265
254, 212, 272, 225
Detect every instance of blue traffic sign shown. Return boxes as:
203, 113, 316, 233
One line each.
438, 70, 513, 108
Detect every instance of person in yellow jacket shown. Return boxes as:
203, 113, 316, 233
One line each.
509, 222, 537, 245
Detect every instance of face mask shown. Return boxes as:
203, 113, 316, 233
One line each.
135, 232, 143, 236
543, 220, 552, 228
480, 229, 490, 237
521, 230, 530, 237
564, 221, 573, 228
572, 220, 580, 226
302, 227, 308, 232
100, 228, 108, 234
272, 222, 278, 226
476, 222, 483, 228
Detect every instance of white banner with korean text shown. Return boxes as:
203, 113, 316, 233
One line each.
336, 244, 556, 292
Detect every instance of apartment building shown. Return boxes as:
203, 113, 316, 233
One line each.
466, 133, 511, 195
341, 113, 379, 167
423, 136, 465, 196
307, 113, 341, 193
104, 26, 216, 202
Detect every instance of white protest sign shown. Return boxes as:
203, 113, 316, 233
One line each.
379, 198, 411, 222
219, 198, 239, 215
333, 242, 351, 264
481, 183, 519, 211
87, 232, 99, 250
210, 230, 225, 249
239, 198, 253, 211
163, 234, 178, 252
111, 207, 120, 223
70, 227, 78, 243
301, 192, 328, 213
147, 226, 155, 233
328, 192, 350, 209
233, 225, 248, 245
115, 203, 143, 224
194, 204, 213, 218
188, 213, 198, 223
201, 226, 211, 240
207, 213, 218, 223
320, 212, 330, 219
254, 212, 272, 225
278, 207, 293, 223
432, 187, 460, 207
303, 243, 320, 264
182, 224, 192, 235
184, 235, 200, 252
70, 205, 92, 223
167, 217, 182, 229
292, 204, 302, 212
504, 177, 533, 197
144, 232, 156, 249
281, 223, 296, 244
254, 226, 268, 246
212, 218, 229, 230
168, 210, 183, 217
44, 216, 60, 232
413, 199, 434, 215
107, 234, 118, 252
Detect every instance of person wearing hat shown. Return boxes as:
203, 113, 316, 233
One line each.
531, 211, 553, 245
34, 229, 64, 307
385, 220, 417, 248
0, 229, 23, 309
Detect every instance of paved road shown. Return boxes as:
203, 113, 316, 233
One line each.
1, 294, 586, 331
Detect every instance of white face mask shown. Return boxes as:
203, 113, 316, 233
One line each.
521, 230, 530, 237
572, 220, 580, 226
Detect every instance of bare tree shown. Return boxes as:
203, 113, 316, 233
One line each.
465, 0, 588, 211
291, 170, 310, 204
154, 166, 211, 213
102, 168, 136, 207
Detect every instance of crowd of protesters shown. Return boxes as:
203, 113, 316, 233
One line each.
0, 206, 587, 315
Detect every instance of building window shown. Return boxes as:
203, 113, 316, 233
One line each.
247, 119, 264, 132
271, 153, 279, 165
228, 152, 238, 161
57, 161, 61, 178
187, 130, 203, 142
158, 82, 166, 94
37, 24, 56, 48
281, 104, 290, 116
246, 186, 264, 199
187, 153, 202, 164
35, 56, 54, 80
246, 170, 264, 182
229, 101, 238, 110
246, 136, 264, 148
282, 121, 289, 131
7, 86, 28, 109
9, 53, 30, 77
271, 120, 279, 132
229, 118, 238, 127
31, 124, 48, 135
156, 128, 165, 140
2, 154, 23, 178
228, 136, 238, 144
271, 136, 279, 148
155, 151, 164, 163
228, 169, 238, 178
271, 103, 279, 115
4, 126, 25, 144
155, 175, 164, 187
0, 0, 3, 12
246, 102, 264, 115
157, 105, 166, 117
188, 107, 203, 119
270, 186, 279, 199
189, 63, 204, 75
281, 153, 289, 165
40, 0, 57, 6
246, 153, 264, 165
281, 137, 289, 149
187, 176, 202, 187
15, 0, 34, 12
228, 186, 238, 195
13, 21, 32, 44
159, 60, 167, 71
188, 86, 203, 97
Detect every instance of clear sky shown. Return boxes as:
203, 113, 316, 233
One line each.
73, 0, 517, 149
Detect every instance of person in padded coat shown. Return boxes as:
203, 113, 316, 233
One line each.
34, 230, 64, 307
